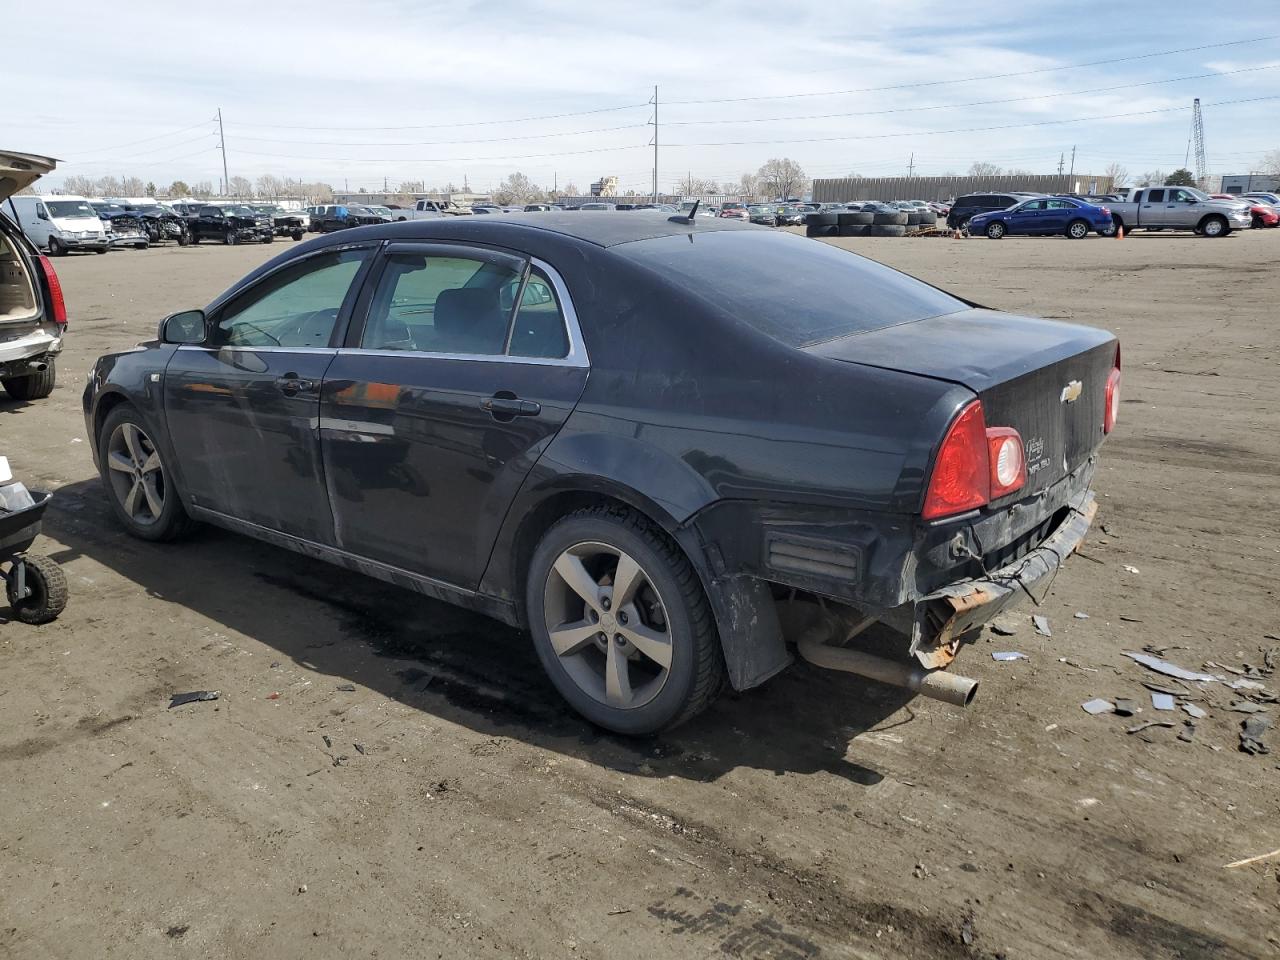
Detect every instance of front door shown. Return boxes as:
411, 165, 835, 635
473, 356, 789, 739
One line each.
1007, 200, 1045, 234
163, 245, 375, 544
320, 242, 589, 588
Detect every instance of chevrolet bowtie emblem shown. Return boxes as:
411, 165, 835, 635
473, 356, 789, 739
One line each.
1061, 380, 1083, 403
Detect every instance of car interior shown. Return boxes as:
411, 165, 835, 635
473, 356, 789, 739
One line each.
0, 229, 38, 324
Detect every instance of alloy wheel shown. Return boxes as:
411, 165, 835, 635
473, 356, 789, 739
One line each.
106, 422, 166, 526
542, 541, 673, 710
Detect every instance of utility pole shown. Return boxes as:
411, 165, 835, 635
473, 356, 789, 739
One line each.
1067, 145, 1076, 189
907, 153, 915, 178
650, 85, 659, 202
1057, 152, 1065, 175
217, 108, 230, 198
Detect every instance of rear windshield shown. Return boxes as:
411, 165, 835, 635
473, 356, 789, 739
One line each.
618, 230, 967, 347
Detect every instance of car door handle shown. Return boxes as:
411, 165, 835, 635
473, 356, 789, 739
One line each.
481, 396, 540, 418
275, 374, 316, 395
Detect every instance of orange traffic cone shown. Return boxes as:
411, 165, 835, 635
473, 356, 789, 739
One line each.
1115, 223, 1124, 240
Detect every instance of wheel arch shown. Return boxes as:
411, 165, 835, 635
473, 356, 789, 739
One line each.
1198, 212, 1229, 235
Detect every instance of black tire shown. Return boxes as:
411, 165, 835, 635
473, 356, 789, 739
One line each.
906, 211, 923, 225
985, 221, 1006, 239
189, 233, 199, 245
6, 555, 68, 625
872, 211, 908, 226
177, 231, 189, 246
839, 224, 870, 237
48, 237, 65, 257
95, 246, 108, 254
1199, 215, 1229, 238
842, 212, 874, 225
96, 404, 196, 542
2, 361, 56, 400
805, 224, 838, 237
1065, 219, 1089, 239
225, 230, 237, 245
869, 224, 907, 237
291, 230, 304, 241
526, 505, 725, 735
262, 234, 273, 244
134, 243, 148, 250
808, 213, 838, 226
920, 212, 937, 226
1251, 214, 1264, 230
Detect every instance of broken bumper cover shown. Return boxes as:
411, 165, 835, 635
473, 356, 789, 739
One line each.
912, 490, 1097, 665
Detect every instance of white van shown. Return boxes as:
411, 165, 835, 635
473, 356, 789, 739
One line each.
7, 195, 108, 255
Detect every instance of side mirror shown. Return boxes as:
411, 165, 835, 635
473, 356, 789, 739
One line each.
160, 309, 207, 345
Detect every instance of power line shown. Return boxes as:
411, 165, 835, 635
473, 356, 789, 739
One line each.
667, 96, 1280, 148
664, 63, 1280, 126
67, 121, 215, 160
231, 142, 649, 164
69, 133, 219, 165
229, 122, 648, 148
665, 34, 1280, 105
226, 102, 649, 132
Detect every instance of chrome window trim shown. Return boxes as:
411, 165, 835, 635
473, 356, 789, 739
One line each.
343, 254, 588, 369
176, 345, 338, 355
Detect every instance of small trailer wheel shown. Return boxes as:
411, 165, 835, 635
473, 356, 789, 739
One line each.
6, 554, 68, 624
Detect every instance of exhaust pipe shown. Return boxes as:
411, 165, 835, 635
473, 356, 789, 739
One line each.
797, 625, 979, 708
27, 361, 48, 372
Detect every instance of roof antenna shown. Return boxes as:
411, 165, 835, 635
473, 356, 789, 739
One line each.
669, 199, 699, 225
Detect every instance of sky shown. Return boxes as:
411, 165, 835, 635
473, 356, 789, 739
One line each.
5, 0, 1279, 195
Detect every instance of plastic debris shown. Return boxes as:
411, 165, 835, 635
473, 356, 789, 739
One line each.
354, 743, 366, 755
267, 692, 280, 700
1113, 698, 1138, 717
1224, 847, 1280, 869
991, 651, 1028, 662
322, 735, 332, 749
1123, 565, 1140, 574
168, 690, 219, 708
1151, 692, 1175, 711
1074, 612, 1090, 620
1181, 703, 1208, 720
336, 683, 357, 692
1122, 652, 1219, 683
1082, 698, 1113, 715
1127, 720, 1175, 735
1032, 615, 1052, 637
1240, 715, 1271, 755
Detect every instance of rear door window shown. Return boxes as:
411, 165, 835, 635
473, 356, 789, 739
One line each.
1146, 189, 1165, 202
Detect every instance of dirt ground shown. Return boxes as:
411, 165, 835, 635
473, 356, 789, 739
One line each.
1, 227, 1277, 960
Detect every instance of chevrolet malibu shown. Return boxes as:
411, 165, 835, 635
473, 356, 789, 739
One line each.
84, 213, 1120, 734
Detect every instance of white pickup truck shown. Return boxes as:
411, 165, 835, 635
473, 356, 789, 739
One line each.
391, 199, 471, 221
1108, 186, 1251, 237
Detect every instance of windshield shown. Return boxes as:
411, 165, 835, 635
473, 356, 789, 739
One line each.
91, 203, 125, 214
368, 206, 392, 215
1182, 187, 1212, 201
47, 200, 97, 219
226, 206, 257, 217
620, 230, 967, 347
748, 206, 770, 214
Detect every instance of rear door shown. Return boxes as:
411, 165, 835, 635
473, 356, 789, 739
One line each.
1040, 199, 1074, 232
1140, 188, 1165, 226
163, 244, 376, 543
319, 242, 589, 588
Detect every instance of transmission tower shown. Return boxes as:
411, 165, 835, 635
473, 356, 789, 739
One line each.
1191, 98, 1207, 189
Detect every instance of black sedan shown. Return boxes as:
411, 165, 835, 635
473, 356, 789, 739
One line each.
747, 204, 778, 226
83, 213, 1119, 734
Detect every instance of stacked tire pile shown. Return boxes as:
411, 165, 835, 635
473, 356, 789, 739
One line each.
806, 208, 938, 238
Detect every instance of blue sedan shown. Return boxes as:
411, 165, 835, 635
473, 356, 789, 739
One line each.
968, 197, 1114, 239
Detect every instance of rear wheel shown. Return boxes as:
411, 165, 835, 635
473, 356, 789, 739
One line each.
6, 554, 68, 625
1066, 219, 1089, 239
225, 230, 237, 245
986, 221, 1006, 239
1, 361, 56, 400
97, 405, 195, 542
526, 506, 724, 734
291, 229, 304, 241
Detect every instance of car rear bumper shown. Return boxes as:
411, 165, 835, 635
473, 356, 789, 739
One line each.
0, 329, 62, 372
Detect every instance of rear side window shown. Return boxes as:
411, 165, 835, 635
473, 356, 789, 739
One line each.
1146, 189, 1165, 202
619, 230, 967, 348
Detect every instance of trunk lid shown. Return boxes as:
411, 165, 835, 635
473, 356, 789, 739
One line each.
0, 151, 58, 204
808, 308, 1118, 497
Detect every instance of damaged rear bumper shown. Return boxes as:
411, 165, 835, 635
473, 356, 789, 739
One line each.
913, 491, 1097, 666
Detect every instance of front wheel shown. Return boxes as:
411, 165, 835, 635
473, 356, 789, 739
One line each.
526, 506, 725, 735
262, 234, 273, 244
97, 405, 195, 542
1200, 216, 1228, 238
48, 237, 66, 257
6, 555, 68, 625
985, 221, 1006, 239
291, 229, 304, 241
225, 230, 238, 245
1066, 219, 1089, 239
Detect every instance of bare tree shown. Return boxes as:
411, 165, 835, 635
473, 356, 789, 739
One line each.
1137, 169, 1167, 187
757, 158, 808, 199
226, 175, 252, 197
1260, 149, 1280, 176
492, 172, 544, 206
256, 174, 283, 198
561, 181, 579, 197
1103, 162, 1129, 188
120, 177, 146, 196
62, 175, 98, 196
397, 180, 424, 194
192, 180, 213, 198
168, 180, 191, 197
967, 161, 1003, 177
738, 172, 759, 199
677, 173, 715, 196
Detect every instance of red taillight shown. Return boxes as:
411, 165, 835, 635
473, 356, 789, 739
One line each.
986, 427, 1026, 499
1103, 343, 1121, 434
923, 401, 990, 520
37, 254, 67, 328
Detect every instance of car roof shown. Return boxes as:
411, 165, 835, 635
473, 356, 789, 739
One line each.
379, 211, 759, 247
